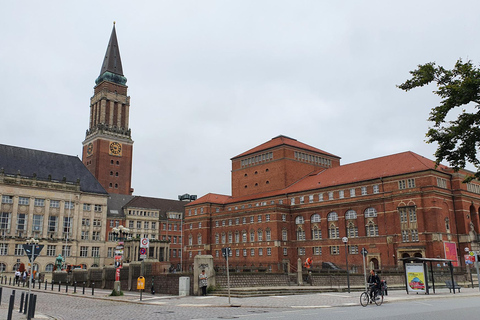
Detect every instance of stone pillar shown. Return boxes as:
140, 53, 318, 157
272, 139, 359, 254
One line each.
194, 255, 214, 295
297, 258, 303, 285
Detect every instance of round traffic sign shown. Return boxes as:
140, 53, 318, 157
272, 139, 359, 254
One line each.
141, 238, 149, 246
139, 248, 146, 255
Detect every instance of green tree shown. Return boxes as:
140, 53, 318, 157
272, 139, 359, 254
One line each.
398, 59, 480, 182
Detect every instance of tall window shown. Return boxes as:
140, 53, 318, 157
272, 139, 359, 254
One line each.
366, 221, 379, 237
296, 228, 306, 241
312, 227, 322, 240
347, 222, 358, 238
197, 234, 202, 245
257, 230, 263, 241
32, 215, 43, 232
265, 229, 271, 241
17, 214, 26, 231
48, 216, 58, 232
63, 217, 72, 237
91, 247, 100, 257
250, 230, 255, 242
282, 229, 288, 241
242, 231, 247, 243
328, 223, 339, 239
0, 213, 11, 230
398, 206, 418, 242
0, 243, 8, 255
65, 201, 75, 210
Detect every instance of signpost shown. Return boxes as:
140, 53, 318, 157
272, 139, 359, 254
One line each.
24, 238, 42, 316
361, 247, 368, 291
222, 247, 232, 305
140, 238, 149, 260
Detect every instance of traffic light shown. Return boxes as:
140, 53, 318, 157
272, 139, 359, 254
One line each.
222, 247, 232, 259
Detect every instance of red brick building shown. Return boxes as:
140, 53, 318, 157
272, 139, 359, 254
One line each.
184, 135, 480, 272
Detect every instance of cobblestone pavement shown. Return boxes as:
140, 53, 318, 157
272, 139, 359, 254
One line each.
1, 284, 479, 319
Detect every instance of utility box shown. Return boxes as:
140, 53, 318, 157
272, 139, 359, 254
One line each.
179, 276, 190, 296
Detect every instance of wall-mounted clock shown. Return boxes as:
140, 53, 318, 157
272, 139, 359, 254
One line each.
109, 142, 122, 156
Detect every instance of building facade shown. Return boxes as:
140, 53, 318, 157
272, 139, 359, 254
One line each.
0, 144, 109, 272
82, 23, 134, 195
184, 135, 480, 272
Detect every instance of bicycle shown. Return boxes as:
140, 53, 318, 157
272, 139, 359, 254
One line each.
360, 283, 383, 307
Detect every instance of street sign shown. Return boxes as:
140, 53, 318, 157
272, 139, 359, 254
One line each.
361, 248, 368, 257
23, 244, 44, 262
140, 238, 149, 248
139, 247, 147, 260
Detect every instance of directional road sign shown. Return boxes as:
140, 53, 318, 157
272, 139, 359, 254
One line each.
23, 244, 44, 262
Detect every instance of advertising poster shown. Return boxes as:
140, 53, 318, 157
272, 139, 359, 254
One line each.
406, 263, 426, 293
444, 242, 458, 266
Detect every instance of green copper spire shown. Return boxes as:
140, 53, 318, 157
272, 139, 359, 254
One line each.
95, 22, 127, 85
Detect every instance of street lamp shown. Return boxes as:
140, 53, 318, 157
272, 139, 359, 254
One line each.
342, 236, 350, 293
26, 237, 39, 314
111, 225, 131, 292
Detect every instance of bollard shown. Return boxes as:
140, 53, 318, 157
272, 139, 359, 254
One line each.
31, 294, 37, 319
23, 294, 29, 315
27, 294, 34, 319
74, 281, 77, 293
38, 280, 41, 290
7, 294, 14, 320
19, 292, 24, 313
45, 280, 47, 290
8, 277, 11, 285
92, 282, 95, 296
82, 282, 85, 295
51, 281, 54, 291
11, 289, 15, 299
66, 282, 68, 293
58, 282, 61, 292
0, 286, 2, 305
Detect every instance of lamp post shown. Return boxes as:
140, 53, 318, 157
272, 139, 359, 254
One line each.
26, 237, 38, 314
342, 237, 350, 293
112, 225, 130, 292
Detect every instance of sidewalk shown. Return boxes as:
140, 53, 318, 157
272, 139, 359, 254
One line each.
1, 284, 480, 319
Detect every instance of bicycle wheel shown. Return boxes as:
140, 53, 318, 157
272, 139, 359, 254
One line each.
374, 293, 383, 306
360, 292, 369, 307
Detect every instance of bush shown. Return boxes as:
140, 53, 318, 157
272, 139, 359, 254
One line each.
110, 289, 124, 296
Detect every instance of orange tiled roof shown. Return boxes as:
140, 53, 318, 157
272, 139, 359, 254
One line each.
188, 151, 451, 206
231, 135, 340, 160
285, 151, 448, 193
187, 193, 232, 206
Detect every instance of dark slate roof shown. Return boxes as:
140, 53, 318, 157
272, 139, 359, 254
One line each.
125, 196, 185, 219
0, 144, 107, 194
107, 193, 135, 218
99, 24, 124, 76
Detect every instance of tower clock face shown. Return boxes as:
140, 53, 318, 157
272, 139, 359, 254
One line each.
86, 143, 93, 156
109, 142, 122, 156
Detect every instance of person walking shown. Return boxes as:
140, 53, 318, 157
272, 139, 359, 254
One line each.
199, 270, 208, 296
15, 269, 20, 285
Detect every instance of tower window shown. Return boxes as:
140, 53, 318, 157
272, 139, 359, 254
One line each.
116, 161, 120, 165
115, 184, 118, 188
110, 171, 113, 176
109, 183, 112, 188
115, 172, 119, 177
111, 160, 114, 164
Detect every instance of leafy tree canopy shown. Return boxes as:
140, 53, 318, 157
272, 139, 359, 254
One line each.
398, 59, 480, 182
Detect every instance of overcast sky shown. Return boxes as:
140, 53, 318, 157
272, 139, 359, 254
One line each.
1, 1, 479, 200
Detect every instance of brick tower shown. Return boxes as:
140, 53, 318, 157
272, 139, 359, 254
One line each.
82, 23, 134, 195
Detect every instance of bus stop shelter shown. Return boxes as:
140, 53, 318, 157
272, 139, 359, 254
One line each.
401, 257, 456, 294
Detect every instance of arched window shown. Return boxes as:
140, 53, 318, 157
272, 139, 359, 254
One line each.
242, 231, 247, 243
215, 233, 219, 244
347, 221, 358, 238
250, 230, 255, 242
13, 263, 20, 271
221, 233, 226, 244
282, 229, 288, 241
365, 207, 377, 218
257, 229, 263, 242
312, 226, 322, 240
345, 210, 357, 220
327, 212, 338, 221
366, 221, 378, 237
228, 232, 233, 243
235, 231, 240, 243
0, 263, 5, 272
445, 218, 450, 232
197, 234, 202, 245
296, 227, 305, 241
329, 223, 339, 238
188, 235, 193, 245
295, 216, 305, 224
311, 214, 321, 223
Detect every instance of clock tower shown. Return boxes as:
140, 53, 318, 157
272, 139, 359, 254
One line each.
82, 23, 134, 195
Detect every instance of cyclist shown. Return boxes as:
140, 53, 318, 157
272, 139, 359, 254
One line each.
367, 269, 381, 302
